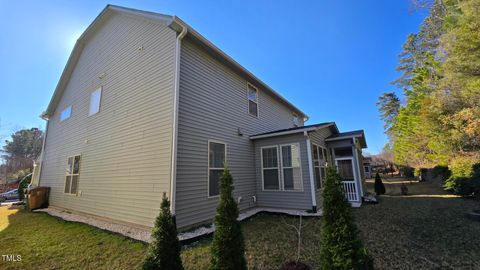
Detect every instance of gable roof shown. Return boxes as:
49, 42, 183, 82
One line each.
249, 122, 339, 140
42, 5, 308, 120
325, 129, 367, 148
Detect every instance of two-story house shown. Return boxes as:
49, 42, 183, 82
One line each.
32, 5, 368, 229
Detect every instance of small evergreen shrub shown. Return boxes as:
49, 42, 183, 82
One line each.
142, 193, 183, 270
320, 167, 374, 270
374, 172, 386, 195
210, 167, 247, 270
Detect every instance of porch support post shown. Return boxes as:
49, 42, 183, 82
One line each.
304, 131, 317, 212
352, 145, 364, 200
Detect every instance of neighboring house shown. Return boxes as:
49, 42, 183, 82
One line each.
363, 156, 372, 178
33, 5, 368, 229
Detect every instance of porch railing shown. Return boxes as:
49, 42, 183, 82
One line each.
342, 181, 358, 202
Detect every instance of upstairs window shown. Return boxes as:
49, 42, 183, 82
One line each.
293, 114, 299, 127
208, 141, 226, 197
65, 155, 81, 195
89, 87, 102, 116
60, 106, 72, 121
247, 83, 258, 117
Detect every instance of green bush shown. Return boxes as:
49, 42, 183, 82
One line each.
444, 162, 480, 197
432, 165, 451, 180
400, 166, 414, 178
18, 173, 32, 201
210, 167, 247, 270
142, 193, 183, 270
320, 167, 373, 270
374, 172, 386, 195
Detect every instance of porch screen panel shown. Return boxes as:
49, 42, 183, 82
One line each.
337, 159, 354, 181
262, 147, 279, 190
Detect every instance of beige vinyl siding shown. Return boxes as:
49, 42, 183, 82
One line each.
254, 134, 313, 210
308, 127, 334, 207
40, 12, 177, 227
175, 38, 304, 228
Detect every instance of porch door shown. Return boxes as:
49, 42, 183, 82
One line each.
335, 158, 359, 201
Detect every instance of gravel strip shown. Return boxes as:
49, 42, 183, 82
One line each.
34, 207, 322, 243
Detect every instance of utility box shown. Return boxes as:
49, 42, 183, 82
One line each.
27, 186, 50, 210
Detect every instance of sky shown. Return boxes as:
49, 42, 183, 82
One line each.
0, 0, 427, 154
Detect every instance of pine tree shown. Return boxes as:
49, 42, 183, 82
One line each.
210, 167, 247, 270
374, 172, 386, 195
142, 193, 184, 270
320, 167, 373, 270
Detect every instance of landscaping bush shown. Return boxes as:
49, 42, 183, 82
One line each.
444, 156, 480, 197
18, 173, 32, 201
374, 172, 386, 195
280, 260, 311, 270
432, 165, 451, 180
210, 167, 247, 270
399, 166, 414, 178
142, 193, 183, 270
320, 167, 374, 270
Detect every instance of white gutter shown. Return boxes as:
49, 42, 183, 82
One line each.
304, 131, 317, 212
169, 21, 187, 216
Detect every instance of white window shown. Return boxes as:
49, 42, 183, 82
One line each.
262, 146, 280, 190
89, 87, 102, 116
280, 144, 302, 191
312, 144, 327, 189
65, 155, 81, 195
208, 141, 226, 197
60, 106, 72, 121
293, 114, 299, 127
247, 83, 258, 117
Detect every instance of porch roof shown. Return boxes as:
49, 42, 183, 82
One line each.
249, 122, 338, 140
325, 130, 367, 148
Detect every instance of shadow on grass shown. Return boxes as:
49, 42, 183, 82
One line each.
0, 205, 147, 270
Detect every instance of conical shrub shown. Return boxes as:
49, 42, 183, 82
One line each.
320, 167, 373, 269
210, 167, 247, 270
374, 172, 386, 195
142, 193, 184, 270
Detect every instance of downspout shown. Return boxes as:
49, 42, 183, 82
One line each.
304, 131, 317, 212
169, 20, 188, 219
36, 115, 50, 187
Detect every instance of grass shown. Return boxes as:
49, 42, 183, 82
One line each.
1, 178, 479, 269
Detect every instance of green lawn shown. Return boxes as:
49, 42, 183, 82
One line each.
1, 179, 479, 269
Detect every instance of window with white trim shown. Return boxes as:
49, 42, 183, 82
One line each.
281, 144, 302, 190
247, 83, 258, 117
65, 155, 81, 194
293, 114, 299, 127
262, 146, 279, 190
208, 141, 226, 197
89, 87, 102, 116
60, 106, 72, 121
312, 144, 327, 189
